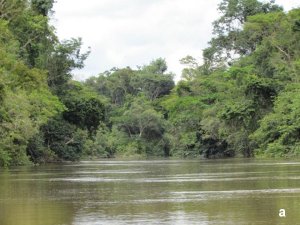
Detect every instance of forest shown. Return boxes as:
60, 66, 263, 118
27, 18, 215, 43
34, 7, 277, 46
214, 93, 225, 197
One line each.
0, 0, 300, 167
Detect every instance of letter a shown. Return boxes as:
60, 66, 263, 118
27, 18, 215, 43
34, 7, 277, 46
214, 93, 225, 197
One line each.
279, 209, 286, 217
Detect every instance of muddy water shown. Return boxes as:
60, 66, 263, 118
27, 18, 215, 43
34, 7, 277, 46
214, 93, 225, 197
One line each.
0, 159, 300, 224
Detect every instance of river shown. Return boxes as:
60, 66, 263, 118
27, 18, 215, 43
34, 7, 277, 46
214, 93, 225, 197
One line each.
0, 159, 300, 224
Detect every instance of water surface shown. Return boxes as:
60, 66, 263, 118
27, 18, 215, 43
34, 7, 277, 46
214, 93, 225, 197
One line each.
0, 159, 300, 224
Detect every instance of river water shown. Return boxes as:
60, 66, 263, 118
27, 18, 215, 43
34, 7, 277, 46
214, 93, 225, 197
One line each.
0, 159, 300, 225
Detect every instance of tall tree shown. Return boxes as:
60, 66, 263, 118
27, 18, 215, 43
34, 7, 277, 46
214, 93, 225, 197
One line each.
203, 0, 282, 69
31, 0, 54, 16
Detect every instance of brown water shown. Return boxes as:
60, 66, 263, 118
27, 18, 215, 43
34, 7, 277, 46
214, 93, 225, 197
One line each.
0, 159, 300, 225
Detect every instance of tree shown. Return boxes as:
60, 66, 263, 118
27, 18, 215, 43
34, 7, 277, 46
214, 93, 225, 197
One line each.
132, 59, 174, 101
203, 0, 282, 69
86, 59, 174, 103
0, 20, 64, 166
31, 0, 55, 16
46, 38, 90, 95
0, 88, 63, 166
61, 81, 105, 135
110, 96, 170, 156
114, 97, 165, 139
142, 58, 168, 74
40, 117, 88, 161
132, 72, 174, 101
0, 0, 26, 22
3, 0, 56, 68
213, 0, 282, 35
251, 84, 300, 157
0, 2, 88, 166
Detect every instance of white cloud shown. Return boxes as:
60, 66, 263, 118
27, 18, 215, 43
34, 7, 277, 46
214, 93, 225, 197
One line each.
275, 0, 300, 11
52, 0, 220, 81
51, 0, 299, 81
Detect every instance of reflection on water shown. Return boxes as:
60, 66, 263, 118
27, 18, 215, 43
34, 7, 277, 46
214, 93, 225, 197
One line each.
0, 159, 300, 224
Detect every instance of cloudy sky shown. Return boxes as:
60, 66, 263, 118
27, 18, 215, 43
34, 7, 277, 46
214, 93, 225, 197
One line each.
52, 0, 300, 81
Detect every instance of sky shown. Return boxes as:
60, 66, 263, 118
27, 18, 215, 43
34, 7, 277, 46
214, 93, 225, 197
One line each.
51, 0, 300, 81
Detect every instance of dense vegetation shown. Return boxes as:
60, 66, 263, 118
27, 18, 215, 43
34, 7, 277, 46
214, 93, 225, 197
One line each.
0, 0, 299, 167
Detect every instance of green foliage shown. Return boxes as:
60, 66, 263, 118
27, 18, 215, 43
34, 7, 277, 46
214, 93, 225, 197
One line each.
0, 0, 26, 22
114, 96, 165, 139
204, 0, 283, 69
196, 7, 300, 158
0, 1, 300, 167
106, 96, 170, 157
0, 19, 64, 166
142, 58, 168, 74
26, 132, 56, 164
40, 117, 88, 161
0, 88, 63, 166
61, 81, 105, 134
155, 7, 300, 159
31, 0, 55, 16
83, 124, 115, 158
86, 68, 136, 105
86, 58, 174, 104
252, 84, 300, 157
81, 90, 171, 158
133, 72, 174, 101
0, 1, 91, 166
214, 0, 282, 35
47, 38, 90, 95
